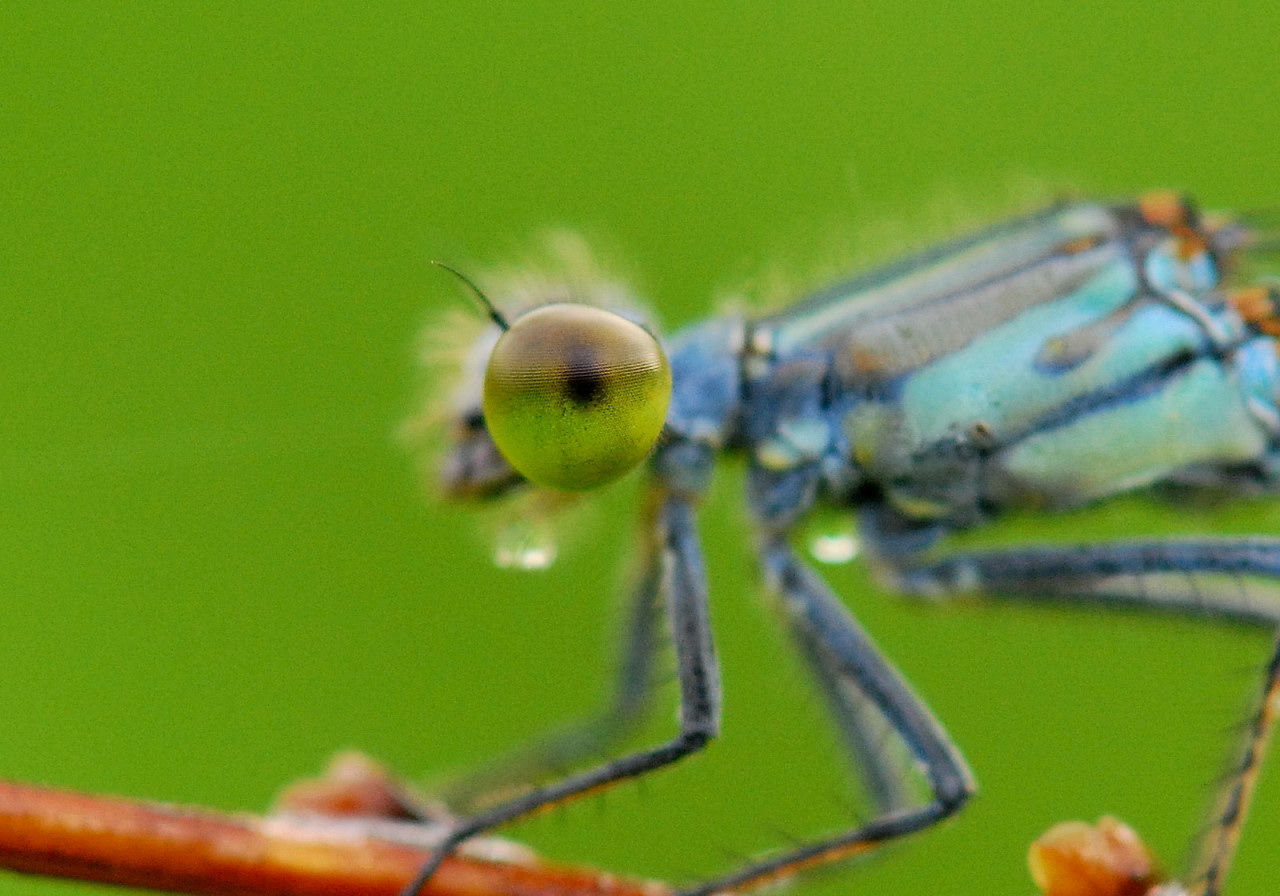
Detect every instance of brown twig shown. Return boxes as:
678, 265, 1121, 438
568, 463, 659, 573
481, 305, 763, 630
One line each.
0, 775, 666, 896
0, 768, 1209, 896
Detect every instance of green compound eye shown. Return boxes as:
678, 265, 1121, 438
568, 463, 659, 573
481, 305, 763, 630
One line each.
483, 303, 672, 491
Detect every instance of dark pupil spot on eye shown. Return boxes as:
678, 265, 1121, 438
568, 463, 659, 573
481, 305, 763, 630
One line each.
564, 348, 606, 405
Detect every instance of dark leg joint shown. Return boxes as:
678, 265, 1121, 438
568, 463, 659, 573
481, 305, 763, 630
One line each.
935, 774, 974, 813
680, 730, 712, 750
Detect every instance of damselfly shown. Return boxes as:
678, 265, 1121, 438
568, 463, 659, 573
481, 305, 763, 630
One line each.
404, 193, 1280, 896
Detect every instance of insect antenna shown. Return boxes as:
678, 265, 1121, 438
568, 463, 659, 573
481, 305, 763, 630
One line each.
432, 260, 511, 331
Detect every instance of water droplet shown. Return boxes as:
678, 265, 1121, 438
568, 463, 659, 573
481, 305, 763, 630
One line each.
493, 518, 558, 570
805, 514, 860, 565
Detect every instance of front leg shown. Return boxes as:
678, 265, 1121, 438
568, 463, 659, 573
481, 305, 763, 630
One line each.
400, 489, 722, 896
441, 494, 670, 811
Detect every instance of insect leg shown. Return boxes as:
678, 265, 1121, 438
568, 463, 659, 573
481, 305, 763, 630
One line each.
895, 537, 1280, 624
1198, 636, 1280, 896
787, 597, 918, 814
442, 510, 668, 810
399, 490, 722, 896
894, 537, 1280, 896
671, 536, 975, 896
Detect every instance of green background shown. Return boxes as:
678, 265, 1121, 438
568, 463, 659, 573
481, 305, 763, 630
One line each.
4, 4, 1280, 895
